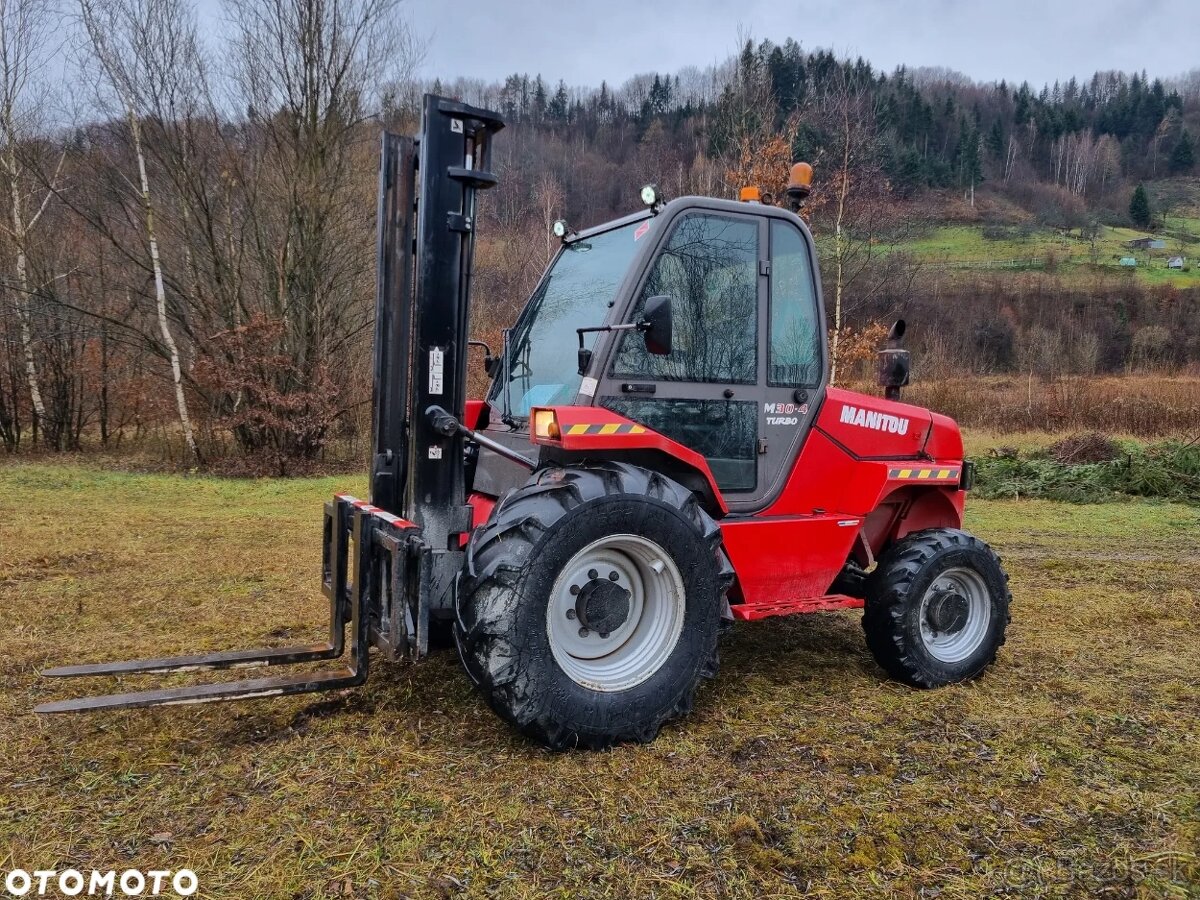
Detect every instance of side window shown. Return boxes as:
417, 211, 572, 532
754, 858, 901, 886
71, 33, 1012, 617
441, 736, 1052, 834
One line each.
769, 221, 822, 387
602, 398, 758, 492
613, 213, 758, 384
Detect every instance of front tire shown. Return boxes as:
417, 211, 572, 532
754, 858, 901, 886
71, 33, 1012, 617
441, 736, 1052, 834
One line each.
456, 462, 732, 750
863, 528, 1011, 687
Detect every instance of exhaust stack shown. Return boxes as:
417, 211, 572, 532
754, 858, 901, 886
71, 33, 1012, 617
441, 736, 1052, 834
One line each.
877, 319, 911, 402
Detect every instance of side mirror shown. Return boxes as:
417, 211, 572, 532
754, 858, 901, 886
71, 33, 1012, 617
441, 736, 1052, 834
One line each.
470, 340, 500, 378
640, 295, 673, 356
577, 347, 593, 376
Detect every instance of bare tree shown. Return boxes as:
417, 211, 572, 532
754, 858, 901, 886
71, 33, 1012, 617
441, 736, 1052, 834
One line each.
813, 64, 892, 382
1003, 134, 1019, 183
220, 0, 420, 457
77, 0, 199, 459
0, 0, 62, 442
1150, 109, 1179, 178
534, 171, 563, 266
711, 35, 779, 192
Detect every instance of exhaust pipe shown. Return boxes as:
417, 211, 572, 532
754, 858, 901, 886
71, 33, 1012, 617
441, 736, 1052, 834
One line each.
877, 319, 910, 402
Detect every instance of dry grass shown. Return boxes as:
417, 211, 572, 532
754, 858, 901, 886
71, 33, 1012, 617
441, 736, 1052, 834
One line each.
899, 375, 1200, 438
2, 463, 1199, 898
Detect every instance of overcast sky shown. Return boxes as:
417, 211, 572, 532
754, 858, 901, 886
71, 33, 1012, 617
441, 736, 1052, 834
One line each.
403, 0, 1196, 90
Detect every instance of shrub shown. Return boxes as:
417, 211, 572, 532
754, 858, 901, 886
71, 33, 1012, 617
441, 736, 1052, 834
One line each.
974, 439, 1200, 504
192, 315, 340, 475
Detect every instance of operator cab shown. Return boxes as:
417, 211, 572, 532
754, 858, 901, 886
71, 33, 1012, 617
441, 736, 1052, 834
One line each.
483, 189, 828, 514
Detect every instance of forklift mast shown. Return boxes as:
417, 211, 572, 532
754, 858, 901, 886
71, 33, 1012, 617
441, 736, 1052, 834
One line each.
373, 96, 503, 528
372, 95, 504, 607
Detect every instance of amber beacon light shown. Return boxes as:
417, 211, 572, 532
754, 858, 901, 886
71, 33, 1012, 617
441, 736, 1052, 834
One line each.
785, 162, 813, 210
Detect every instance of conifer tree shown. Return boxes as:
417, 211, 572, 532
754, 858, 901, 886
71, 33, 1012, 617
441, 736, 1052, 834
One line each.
1129, 184, 1152, 228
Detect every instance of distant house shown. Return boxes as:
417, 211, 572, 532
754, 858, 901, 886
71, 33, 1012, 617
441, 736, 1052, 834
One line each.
1126, 237, 1166, 250
1119, 257, 1138, 267
1168, 256, 1185, 269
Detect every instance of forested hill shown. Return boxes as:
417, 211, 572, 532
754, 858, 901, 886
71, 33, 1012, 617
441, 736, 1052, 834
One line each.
2, 5, 1197, 461
423, 38, 1199, 227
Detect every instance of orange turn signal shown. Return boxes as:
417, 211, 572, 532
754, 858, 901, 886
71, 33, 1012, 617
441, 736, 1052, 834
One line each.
532, 408, 561, 441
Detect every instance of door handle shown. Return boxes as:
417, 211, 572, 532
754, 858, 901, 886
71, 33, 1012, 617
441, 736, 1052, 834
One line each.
620, 383, 656, 394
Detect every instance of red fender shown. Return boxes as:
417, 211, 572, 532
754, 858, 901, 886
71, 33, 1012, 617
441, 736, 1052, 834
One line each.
530, 405, 728, 515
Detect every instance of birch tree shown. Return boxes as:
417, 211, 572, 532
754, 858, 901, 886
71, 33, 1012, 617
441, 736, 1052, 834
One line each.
77, 0, 198, 460
814, 64, 890, 383
0, 0, 60, 443
534, 172, 563, 266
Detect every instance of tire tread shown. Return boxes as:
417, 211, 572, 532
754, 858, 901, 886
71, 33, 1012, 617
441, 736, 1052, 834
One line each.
863, 527, 1011, 688
457, 461, 731, 750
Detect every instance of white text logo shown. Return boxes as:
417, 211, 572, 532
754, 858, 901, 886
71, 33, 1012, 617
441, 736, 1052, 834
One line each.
840, 404, 909, 436
4, 869, 198, 897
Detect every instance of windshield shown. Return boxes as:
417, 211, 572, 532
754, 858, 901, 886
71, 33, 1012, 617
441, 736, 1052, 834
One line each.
489, 219, 645, 420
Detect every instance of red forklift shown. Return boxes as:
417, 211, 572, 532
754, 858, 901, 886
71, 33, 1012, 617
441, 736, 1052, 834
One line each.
38, 95, 1010, 749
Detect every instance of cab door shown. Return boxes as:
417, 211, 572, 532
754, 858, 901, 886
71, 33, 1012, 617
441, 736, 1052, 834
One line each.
595, 207, 826, 513
757, 218, 827, 507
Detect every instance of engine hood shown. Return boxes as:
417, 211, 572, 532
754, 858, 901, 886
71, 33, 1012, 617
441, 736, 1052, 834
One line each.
819, 387, 961, 460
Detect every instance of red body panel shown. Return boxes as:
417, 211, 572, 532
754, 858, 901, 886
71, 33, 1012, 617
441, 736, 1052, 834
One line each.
722, 388, 965, 606
923, 410, 965, 459
815, 387, 934, 459
469, 389, 967, 620
721, 513, 865, 604
464, 400, 486, 430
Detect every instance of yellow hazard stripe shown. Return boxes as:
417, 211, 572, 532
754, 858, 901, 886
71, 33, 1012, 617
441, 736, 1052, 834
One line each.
563, 423, 648, 436
888, 466, 961, 481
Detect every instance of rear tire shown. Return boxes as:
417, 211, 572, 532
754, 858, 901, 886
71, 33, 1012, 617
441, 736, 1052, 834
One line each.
456, 462, 732, 750
863, 528, 1011, 688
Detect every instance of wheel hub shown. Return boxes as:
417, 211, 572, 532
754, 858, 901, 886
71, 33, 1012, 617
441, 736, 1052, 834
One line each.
547, 534, 687, 691
925, 589, 969, 634
575, 577, 631, 636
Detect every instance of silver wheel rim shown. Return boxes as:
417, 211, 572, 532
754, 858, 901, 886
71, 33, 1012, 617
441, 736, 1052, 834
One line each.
918, 566, 992, 663
546, 534, 686, 692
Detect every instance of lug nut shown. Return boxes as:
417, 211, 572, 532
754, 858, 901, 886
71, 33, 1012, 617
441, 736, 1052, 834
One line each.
578, 627, 590, 638
587, 569, 598, 580
599, 632, 610, 639
566, 609, 577, 620
569, 584, 580, 596
608, 571, 619, 581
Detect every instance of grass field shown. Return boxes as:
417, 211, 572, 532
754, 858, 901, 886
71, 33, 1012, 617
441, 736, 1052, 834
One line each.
894, 220, 1200, 286
2, 464, 1198, 898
